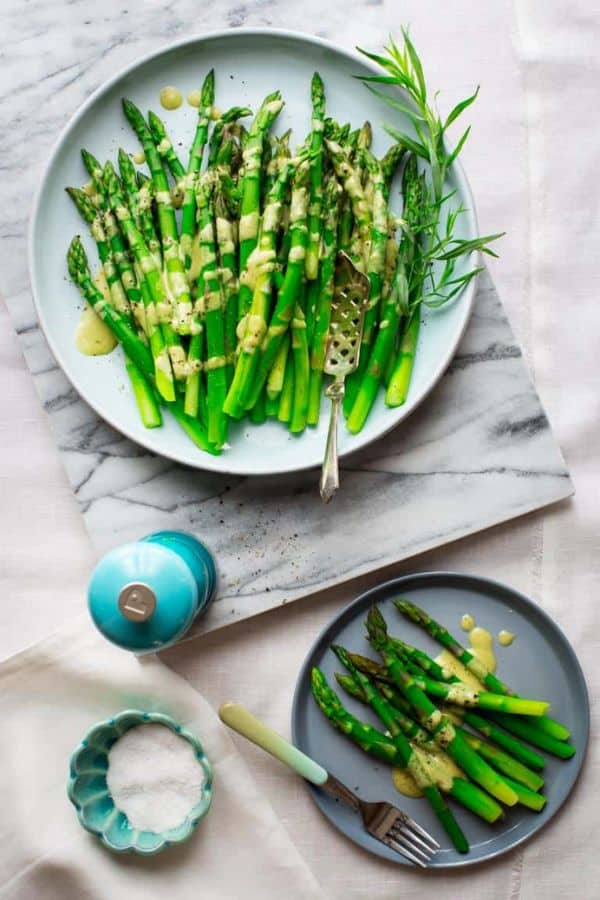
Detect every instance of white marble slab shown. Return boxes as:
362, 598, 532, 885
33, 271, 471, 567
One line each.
1, 7, 571, 637
6, 268, 573, 635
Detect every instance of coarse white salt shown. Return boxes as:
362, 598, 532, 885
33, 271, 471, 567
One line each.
106, 723, 206, 833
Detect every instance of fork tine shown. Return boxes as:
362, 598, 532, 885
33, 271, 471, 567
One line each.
401, 816, 441, 849
390, 826, 434, 863
385, 835, 429, 868
391, 821, 437, 856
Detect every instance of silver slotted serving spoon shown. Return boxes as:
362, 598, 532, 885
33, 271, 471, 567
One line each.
219, 702, 439, 867
319, 251, 371, 503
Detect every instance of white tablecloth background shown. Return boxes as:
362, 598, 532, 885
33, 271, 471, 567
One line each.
1, 1, 598, 897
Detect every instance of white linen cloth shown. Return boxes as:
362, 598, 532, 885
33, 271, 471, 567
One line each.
0, 617, 324, 899
1, 1, 599, 898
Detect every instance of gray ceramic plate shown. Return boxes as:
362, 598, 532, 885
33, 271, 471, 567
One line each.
291, 572, 589, 868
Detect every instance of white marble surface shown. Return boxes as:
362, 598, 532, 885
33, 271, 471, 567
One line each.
1, 2, 599, 899
8, 267, 572, 636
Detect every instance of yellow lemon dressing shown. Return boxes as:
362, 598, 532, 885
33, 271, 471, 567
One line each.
75, 272, 117, 356
392, 746, 464, 799
159, 86, 182, 110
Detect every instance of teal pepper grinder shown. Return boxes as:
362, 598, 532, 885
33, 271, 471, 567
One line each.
88, 530, 217, 653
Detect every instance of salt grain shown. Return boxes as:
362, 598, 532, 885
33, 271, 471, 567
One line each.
107, 724, 205, 833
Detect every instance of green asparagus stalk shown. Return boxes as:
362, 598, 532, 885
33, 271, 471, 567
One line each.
352, 637, 519, 807
65, 186, 129, 317
336, 672, 544, 793
380, 142, 407, 188
224, 158, 293, 418
337, 195, 353, 253
490, 713, 576, 759
367, 607, 549, 716
347, 156, 426, 431
249, 389, 267, 424
66, 187, 160, 427
382, 637, 548, 770
236, 91, 284, 318
267, 332, 290, 400
147, 110, 186, 181
122, 101, 193, 338
457, 710, 546, 771
67, 237, 154, 382
385, 311, 420, 406
325, 139, 371, 270
180, 69, 215, 270
343, 149, 389, 416
207, 105, 253, 168
394, 599, 571, 743
315, 669, 502, 825
328, 652, 469, 851
277, 353, 295, 424
135, 172, 162, 267
305, 73, 326, 280
290, 281, 310, 433
243, 160, 310, 411
124, 358, 162, 427
307, 176, 342, 426
193, 177, 228, 446
101, 161, 177, 402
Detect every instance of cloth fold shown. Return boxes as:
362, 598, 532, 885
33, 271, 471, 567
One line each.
0, 617, 323, 900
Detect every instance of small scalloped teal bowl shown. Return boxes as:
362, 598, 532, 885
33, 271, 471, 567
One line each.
68, 710, 212, 854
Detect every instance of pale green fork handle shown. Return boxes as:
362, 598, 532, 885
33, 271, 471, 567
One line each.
219, 702, 328, 785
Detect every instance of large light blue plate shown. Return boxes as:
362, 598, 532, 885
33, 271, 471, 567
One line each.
291, 572, 590, 868
29, 29, 478, 475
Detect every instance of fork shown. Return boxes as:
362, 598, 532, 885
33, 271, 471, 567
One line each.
219, 702, 439, 867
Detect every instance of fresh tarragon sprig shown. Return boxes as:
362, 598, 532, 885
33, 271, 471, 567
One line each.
357, 28, 504, 310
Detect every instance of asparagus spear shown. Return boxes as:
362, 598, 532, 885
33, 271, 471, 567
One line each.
147, 110, 186, 181
134, 172, 162, 267
336, 672, 544, 793
102, 161, 179, 401
122, 98, 194, 335
385, 311, 420, 407
305, 73, 326, 281
180, 69, 215, 270
277, 352, 295, 424
236, 91, 285, 319
314, 668, 502, 824
290, 281, 310, 433
325, 139, 371, 270
379, 636, 548, 769
207, 105, 253, 168
193, 177, 228, 446
224, 158, 294, 417
103, 162, 186, 380
394, 599, 571, 742
66, 187, 160, 428
67, 236, 154, 382
65, 186, 129, 316
456, 710, 546, 771
307, 176, 342, 426
347, 156, 425, 431
345, 639, 519, 807
266, 332, 290, 401
242, 160, 310, 411
328, 651, 469, 852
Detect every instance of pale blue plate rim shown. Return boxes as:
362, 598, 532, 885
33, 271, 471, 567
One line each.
291, 571, 590, 869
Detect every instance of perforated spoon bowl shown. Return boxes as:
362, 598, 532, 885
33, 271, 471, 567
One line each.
319, 251, 371, 502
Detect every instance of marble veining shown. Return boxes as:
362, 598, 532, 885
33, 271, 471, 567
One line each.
1, 9, 571, 636
6, 268, 573, 636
